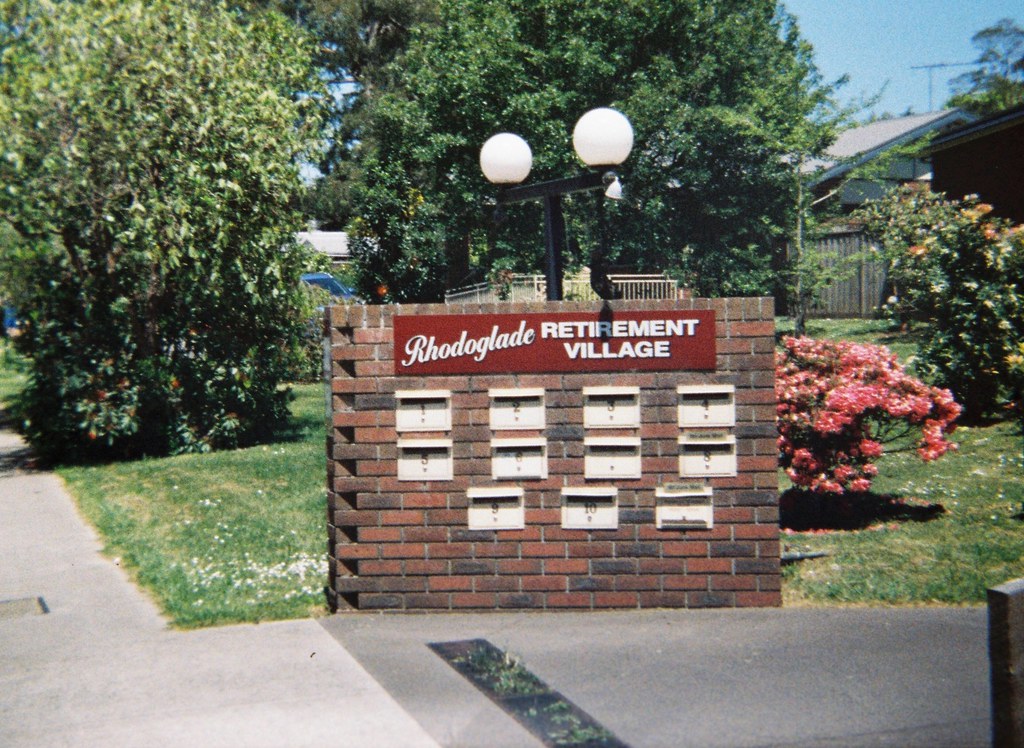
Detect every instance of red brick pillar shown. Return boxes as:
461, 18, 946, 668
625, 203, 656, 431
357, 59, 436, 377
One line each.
326, 298, 779, 611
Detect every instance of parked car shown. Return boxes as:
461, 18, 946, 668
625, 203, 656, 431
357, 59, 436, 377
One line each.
3, 304, 19, 335
300, 272, 358, 303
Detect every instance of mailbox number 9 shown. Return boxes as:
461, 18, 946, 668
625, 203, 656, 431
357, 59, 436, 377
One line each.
512, 401, 520, 421
491, 502, 500, 516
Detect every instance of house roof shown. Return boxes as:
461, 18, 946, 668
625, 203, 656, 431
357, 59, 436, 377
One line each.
804, 108, 975, 186
296, 231, 350, 260
928, 103, 1024, 152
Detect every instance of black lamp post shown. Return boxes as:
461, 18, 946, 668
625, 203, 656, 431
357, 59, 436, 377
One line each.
479, 108, 634, 301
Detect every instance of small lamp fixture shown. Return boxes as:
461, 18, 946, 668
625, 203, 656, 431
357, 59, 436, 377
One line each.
479, 132, 532, 185
603, 176, 624, 200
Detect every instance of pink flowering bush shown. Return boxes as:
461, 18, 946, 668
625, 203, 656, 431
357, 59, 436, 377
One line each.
777, 336, 962, 494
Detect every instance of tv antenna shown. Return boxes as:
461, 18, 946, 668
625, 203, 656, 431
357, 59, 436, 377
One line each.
911, 62, 974, 110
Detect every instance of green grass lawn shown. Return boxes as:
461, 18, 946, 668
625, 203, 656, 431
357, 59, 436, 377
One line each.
780, 317, 1024, 606
56, 383, 330, 628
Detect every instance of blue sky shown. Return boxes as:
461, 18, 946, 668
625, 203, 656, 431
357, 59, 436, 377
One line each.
782, 0, 1023, 118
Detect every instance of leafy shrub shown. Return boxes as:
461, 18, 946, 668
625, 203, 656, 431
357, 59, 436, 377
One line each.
0, 1, 325, 461
777, 336, 961, 494
857, 186, 1024, 418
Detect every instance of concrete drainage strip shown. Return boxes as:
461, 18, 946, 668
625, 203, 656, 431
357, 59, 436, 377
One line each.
0, 597, 49, 620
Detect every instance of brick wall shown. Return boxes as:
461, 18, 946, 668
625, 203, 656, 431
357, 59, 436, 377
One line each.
326, 298, 780, 611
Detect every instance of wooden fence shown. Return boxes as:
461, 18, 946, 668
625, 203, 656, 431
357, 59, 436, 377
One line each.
798, 228, 889, 319
446, 233, 886, 318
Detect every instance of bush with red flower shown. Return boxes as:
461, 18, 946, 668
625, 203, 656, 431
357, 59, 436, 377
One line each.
777, 335, 961, 494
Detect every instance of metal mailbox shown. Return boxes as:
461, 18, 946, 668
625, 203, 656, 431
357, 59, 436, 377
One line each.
677, 384, 735, 428
397, 438, 454, 481
584, 437, 642, 479
395, 390, 452, 432
489, 388, 545, 431
583, 386, 640, 429
491, 438, 548, 480
561, 487, 619, 530
467, 487, 525, 530
678, 431, 737, 477
655, 482, 714, 530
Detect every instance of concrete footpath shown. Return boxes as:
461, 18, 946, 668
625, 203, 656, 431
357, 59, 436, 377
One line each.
0, 429, 438, 748
1, 425, 992, 747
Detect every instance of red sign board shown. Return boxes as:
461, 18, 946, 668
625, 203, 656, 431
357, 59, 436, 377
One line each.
393, 310, 716, 376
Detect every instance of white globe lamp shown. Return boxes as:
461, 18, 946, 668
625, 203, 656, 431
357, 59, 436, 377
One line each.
479, 133, 533, 185
572, 108, 634, 168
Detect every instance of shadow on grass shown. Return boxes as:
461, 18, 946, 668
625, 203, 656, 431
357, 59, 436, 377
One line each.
0, 381, 327, 469
263, 382, 329, 446
780, 488, 946, 532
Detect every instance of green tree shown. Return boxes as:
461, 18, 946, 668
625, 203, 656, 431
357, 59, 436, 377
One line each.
0, 0, 327, 461
345, 0, 842, 301
947, 18, 1024, 116
243, 0, 440, 230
